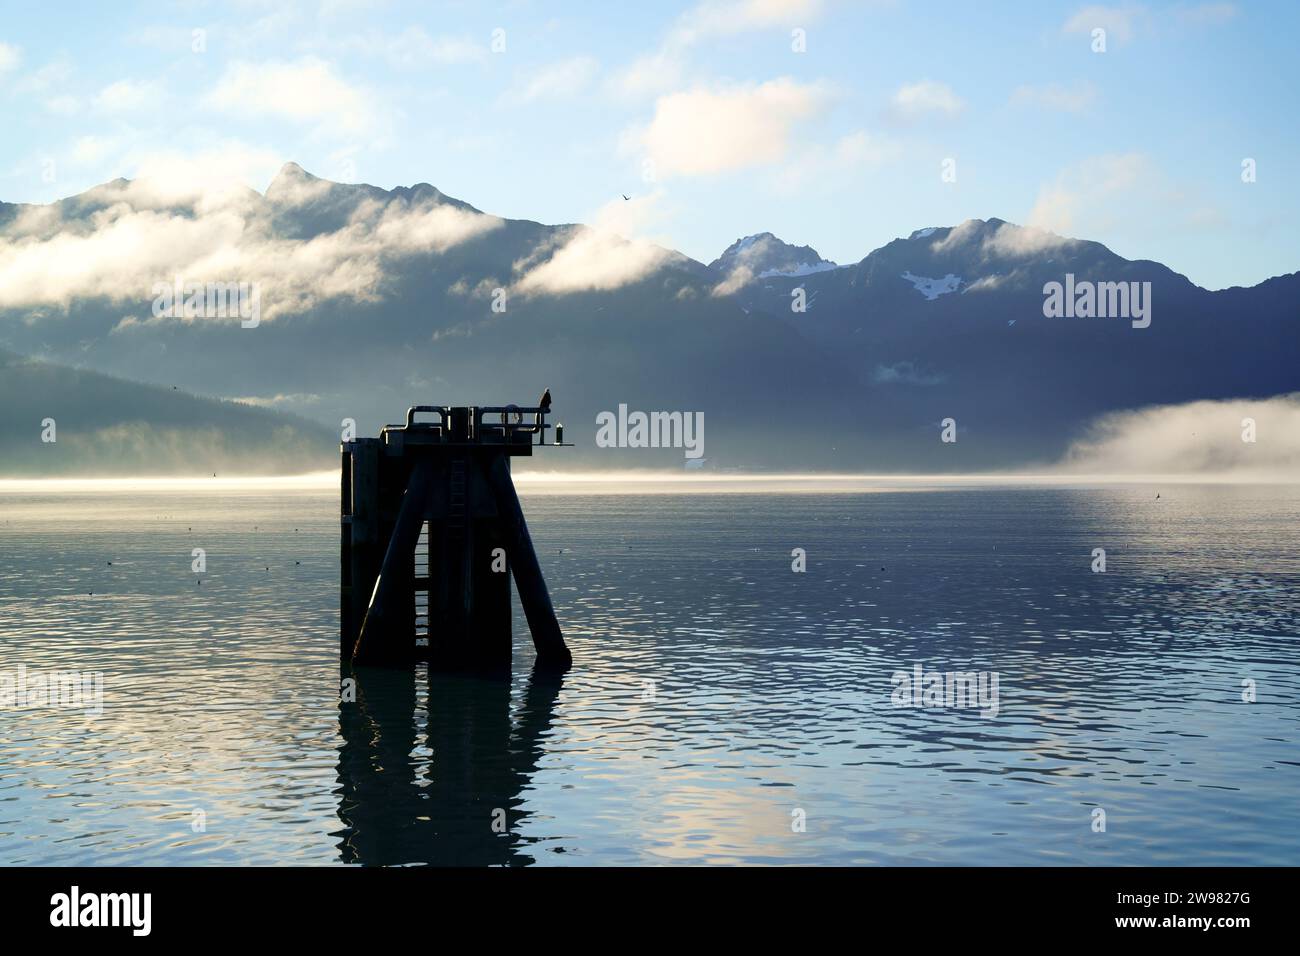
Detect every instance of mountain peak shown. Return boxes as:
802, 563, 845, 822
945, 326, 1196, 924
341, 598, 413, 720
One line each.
262, 162, 482, 217
265, 161, 323, 201
274, 161, 314, 181
895, 218, 1087, 262
709, 232, 838, 280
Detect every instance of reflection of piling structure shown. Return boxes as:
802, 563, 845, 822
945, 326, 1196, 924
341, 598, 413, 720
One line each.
340, 393, 571, 670
336, 666, 565, 865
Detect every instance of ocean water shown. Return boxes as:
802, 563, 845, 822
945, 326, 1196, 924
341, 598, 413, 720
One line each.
0, 481, 1297, 866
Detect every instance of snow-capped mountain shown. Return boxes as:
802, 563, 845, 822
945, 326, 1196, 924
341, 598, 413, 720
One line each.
2, 167, 1298, 473
708, 232, 840, 281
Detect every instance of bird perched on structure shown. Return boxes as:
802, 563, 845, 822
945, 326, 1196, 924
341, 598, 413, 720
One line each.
535, 387, 552, 434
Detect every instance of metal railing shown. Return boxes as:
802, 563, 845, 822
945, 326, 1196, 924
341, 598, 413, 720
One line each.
381, 404, 556, 445
475, 405, 549, 442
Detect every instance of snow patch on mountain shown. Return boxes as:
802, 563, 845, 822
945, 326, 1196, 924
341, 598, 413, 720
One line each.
901, 271, 962, 300
758, 260, 841, 278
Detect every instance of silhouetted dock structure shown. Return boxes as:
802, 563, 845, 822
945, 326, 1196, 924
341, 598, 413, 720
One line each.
341, 393, 571, 671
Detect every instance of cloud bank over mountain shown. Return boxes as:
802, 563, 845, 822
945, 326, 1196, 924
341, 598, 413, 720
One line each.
1, 166, 1297, 476
0, 164, 503, 319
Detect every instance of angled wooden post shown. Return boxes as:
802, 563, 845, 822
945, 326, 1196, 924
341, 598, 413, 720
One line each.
353, 459, 435, 666
485, 454, 572, 670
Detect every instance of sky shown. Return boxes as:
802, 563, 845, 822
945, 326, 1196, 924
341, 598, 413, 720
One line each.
1, 0, 1296, 290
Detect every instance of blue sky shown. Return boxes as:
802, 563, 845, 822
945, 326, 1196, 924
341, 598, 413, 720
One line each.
1, 0, 1295, 289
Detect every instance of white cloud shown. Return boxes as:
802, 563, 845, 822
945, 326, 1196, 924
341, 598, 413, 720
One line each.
513, 192, 676, 295
335, 27, 487, 68
928, 219, 982, 253
711, 264, 754, 297
1010, 82, 1097, 113
7, 56, 77, 112
0, 41, 21, 74
984, 223, 1077, 256
131, 147, 298, 209
631, 78, 828, 177
1057, 394, 1300, 479
615, 0, 823, 96
369, 199, 504, 254
615, 50, 687, 98
419, 34, 488, 65
668, 0, 824, 46
204, 57, 378, 135
0, 161, 503, 319
948, 153, 1221, 253
68, 135, 122, 168
128, 25, 203, 53
890, 80, 963, 121
14, 59, 72, 95
514, 229, 673, 295
93, 79, 164, 113
1063, 5, 1142, 44
962, 273, 1013, 293
1024, 152, 1153, 235
44, 95, 81, 116
769, 130, 901, 193
13, 57, 74, 115
929, 219, 1077, 258
503, 56, 599, 105
231, 393, 322, 408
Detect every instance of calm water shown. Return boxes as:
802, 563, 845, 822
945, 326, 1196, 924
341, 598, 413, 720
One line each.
1, 482, 1297, 866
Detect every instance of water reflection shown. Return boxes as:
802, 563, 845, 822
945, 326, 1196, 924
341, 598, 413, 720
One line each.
3, 484, 1298, 865
335, 665, 564, 866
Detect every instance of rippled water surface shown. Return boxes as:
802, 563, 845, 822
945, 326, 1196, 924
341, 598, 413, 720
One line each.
1, 482, 1297, 865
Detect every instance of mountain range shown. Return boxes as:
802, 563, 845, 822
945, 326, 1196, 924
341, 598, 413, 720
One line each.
0, 348, 333, 476
1, 162, 1296, 475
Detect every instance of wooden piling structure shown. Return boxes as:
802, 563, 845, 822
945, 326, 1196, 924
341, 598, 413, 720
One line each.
340, 396, 571, 671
